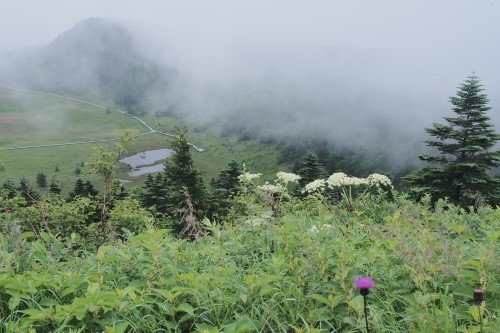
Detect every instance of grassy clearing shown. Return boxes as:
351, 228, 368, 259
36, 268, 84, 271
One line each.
0, 89, 285, 195
0, 89, 148, 146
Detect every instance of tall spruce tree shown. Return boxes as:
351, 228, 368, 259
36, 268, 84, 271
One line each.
297, 152, 327, 189
69, 179, 99, 199
36, 173, 48, 188
139, 174, 167, 209
405, 74, 500, 206
162, 129, 206, 222
48, 177, 62, 195
208, 160, 242, 219
2, 179, 17, 198
140, 129, 206, 236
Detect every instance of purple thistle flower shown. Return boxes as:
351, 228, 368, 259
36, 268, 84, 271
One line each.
474, 288, 483, 304
354, 277, 375, 289
354, 277, 375, 333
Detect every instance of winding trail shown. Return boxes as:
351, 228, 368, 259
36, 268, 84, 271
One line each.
0, 82, 204, 152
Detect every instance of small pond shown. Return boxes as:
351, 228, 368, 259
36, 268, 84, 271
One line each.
120, 148, 173, 177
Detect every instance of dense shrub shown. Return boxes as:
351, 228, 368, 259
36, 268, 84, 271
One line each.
0, 188, 498, 332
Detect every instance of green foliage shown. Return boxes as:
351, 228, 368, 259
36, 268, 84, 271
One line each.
17, 177, 40, 204
138, 173, 165, 208
108, 198, 157, 239
297, 152, 327, 189
141, 129, 207, 238
68, 178, 98, 200
0, 190, 498, 332
2, 179, 18, 198
36, 173, 47, 189
83, 131, 135, 243
48, 177, 61, 195
208, 160, 243, 221
404, 75, 500, 206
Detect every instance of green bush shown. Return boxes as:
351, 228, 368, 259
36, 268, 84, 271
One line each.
0, 188, 498, 332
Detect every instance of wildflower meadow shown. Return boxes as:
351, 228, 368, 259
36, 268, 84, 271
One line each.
0, 171, 498, 332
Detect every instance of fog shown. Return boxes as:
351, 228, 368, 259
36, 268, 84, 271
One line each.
1, 1, 499, 171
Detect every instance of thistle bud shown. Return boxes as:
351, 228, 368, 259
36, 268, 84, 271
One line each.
473, 288, 483, 304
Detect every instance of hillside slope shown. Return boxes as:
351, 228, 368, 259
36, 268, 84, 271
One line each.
1, 18, 172, 113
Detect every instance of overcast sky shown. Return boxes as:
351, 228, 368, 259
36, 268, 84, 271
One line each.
2, 1, 498, 56
2, 1, 499, 86
2, 0, 499, 163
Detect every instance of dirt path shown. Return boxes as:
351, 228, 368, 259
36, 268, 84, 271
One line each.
0, 82, 204, 152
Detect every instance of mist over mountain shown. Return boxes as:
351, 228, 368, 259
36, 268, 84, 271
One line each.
1, 18, 173, 113
1, 9, 499, 175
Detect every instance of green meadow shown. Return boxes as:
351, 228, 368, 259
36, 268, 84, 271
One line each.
0, 88, 284, 195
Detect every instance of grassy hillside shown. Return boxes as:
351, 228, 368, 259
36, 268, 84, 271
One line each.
0, 88, 285, 195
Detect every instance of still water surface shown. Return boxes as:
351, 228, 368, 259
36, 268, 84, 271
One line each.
120, 148, 173, 176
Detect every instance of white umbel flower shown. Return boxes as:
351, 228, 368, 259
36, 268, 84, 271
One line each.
302, 179, 326, 193
309, 224, 333, 234
257, 182, 282, 194
238, 172, 263, 182
276, 172, 301, 184
326, 172, 351, 187
327, 173, 369, 187
367, 173, 393, 188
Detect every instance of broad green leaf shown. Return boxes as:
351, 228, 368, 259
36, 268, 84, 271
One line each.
176, 303, 195, 316
8, 295, 20, 310
196, 323, 221, 333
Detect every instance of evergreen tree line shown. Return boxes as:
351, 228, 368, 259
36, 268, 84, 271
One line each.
1, 176, 96, 202
2, 74, 499, 241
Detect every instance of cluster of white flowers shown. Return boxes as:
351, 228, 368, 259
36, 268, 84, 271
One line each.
367, 173, 393, 188
244, 218, 264, 227
350, 177, 368, 186
302, 179, 326, 194
327, 173, 367, 187
326, 172, 348, 187
309, 223, 333, 234
260, 211, 273, 220
276, 172, 301, 184
244, 212, 273, 227
257, 182, 283, 194
238, 172, 263, 183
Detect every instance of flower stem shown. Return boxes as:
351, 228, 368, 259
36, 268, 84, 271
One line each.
363, 295, 370, 333
478, 303, 482, 333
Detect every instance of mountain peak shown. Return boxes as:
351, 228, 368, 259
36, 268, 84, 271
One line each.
1, 17, 172, 112
49, 17, 134, 54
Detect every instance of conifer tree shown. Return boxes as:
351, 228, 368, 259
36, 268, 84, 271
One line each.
69, 178, 86, 199
405, 74, 500, 206
36, 173, 47, 188
297, 152, 327, 189
18, 177, 39, 204
83, 180, 98, 197
48, 177, 62, 195
162, 129, 206, 231
2, 179, 17, 198
139, 174, 165, 209
210, 160, 242, 196
208, 160, 242, 219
